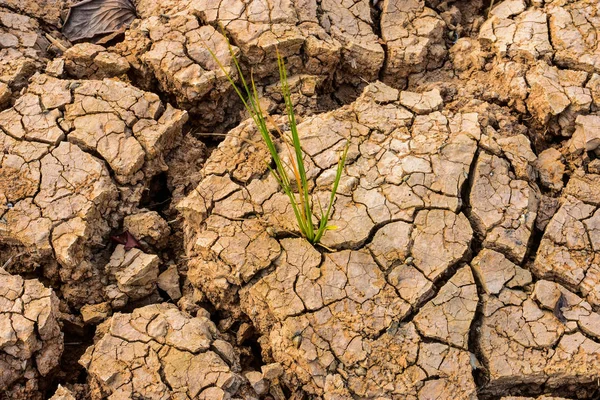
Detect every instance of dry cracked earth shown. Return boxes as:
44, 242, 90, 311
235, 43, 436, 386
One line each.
1, 0, 600, 399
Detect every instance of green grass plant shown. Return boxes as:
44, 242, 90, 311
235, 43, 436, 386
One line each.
205, 35, 348, 245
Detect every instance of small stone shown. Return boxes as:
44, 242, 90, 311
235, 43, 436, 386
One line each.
123, 211, 171, 248
261, 363, 284, 381
236, 322, 254, 345
157, 265, 181, 300
292, 335, 302, 349
589, 159, 600, 175
471, 249, 518, 295
568, 115, 600, 154
535, 148, 564, 191
244, 371, 269, 395
105, 245, 160, 302
80, 302, 111, 324
49, 384, 76, 400
45, 58, 65, 78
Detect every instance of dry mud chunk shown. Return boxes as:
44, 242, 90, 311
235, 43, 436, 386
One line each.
164, 133, 207, 206
157, 265, 181, 300
533, 175, 600, 307
263, 74, 332, 117
272, 316, 476, 398
317, 0, 383, 81
49, 385, 76, 400
117, 2, 335, 124
0, 74, 186, 306
243, 239, 410, 324
62, 77, 187, 184
80, 302, 111, 324
548, 0, 600, 73
525, 61, 592, 134
193, 0, 377, 80
535, 148, 565, 191
245, 370, 268, 395
0, 0, 67, 25
479, 276, 600, 394
496, 134, 537, 181
116, 16, 240, 120
479, 7, 552, 62
589, 73, 600, 109
536, 195, 560, 231
105, 245, 160, 304
568, 115, 600, 154
380, 0, 447, 88
0, 81, 10, 108
411, 210, 472, 281
462, 56, 530, 114
187, 215, 281, 306
533, 280, 600, 340
469, 150, 539, 263
1, 140, 117, 268
241, 240, 476, 398
471, 249, 531, 295
63, 43, 129, 79
0, 9, 48, 100
0, 92, 65, 145
0, 268, 63, 395
367, 220, 412, 270
123, 211, 171, 248
414, 266, 478, 348
80, 303, 249, 399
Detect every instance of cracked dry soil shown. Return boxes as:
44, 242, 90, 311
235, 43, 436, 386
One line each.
2, 0, 600, 399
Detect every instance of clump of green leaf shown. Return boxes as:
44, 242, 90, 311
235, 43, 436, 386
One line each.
206, 35, 348, 245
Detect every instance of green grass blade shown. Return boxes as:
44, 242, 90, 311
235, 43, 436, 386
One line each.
266, 163, 308, 236
250, 73, 289, 185
276, 51, 314, 240
206, 32, 348, 245
314, 141, 349, 243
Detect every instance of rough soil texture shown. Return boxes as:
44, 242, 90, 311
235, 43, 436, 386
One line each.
2, 0, 600, 399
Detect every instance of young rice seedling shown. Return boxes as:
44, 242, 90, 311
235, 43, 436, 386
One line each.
206, 35, 349, 245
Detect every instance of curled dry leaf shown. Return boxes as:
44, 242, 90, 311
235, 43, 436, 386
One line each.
62, 0, 137, 42
110, 231, 141, 251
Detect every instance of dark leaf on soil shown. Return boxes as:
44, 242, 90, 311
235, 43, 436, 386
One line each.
62, 0, 137, 42
111, 231, 141, 251
553, 293, 568, 323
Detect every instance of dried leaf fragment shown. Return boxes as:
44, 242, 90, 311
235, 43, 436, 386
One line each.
111, 231, 141, 251
62, 0, 137, 42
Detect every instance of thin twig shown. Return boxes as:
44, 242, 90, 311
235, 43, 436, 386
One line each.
2, 252, 25, 270
45, 33, 69, 52
487, 0, 496, 18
